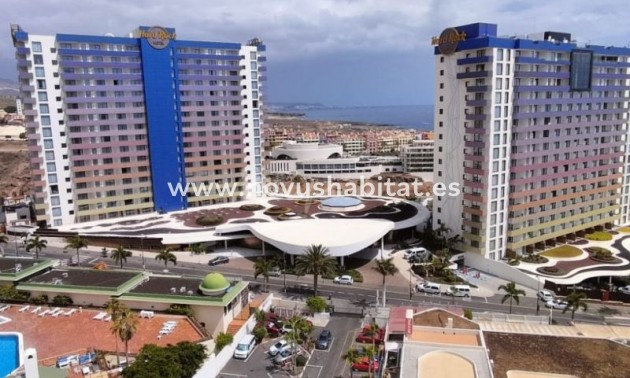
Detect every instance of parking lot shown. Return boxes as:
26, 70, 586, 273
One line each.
219, 316, 361, 378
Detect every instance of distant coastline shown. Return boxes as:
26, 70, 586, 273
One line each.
267, 104, 434, 130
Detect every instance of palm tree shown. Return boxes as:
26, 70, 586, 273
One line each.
342, 348, 361, 378
155, 248, 177, 269
563, 291, 588, 320
189, 243, 205, 255
114, 308, 138, 363
254, 257, 274, 292
373, 258, 398, 307
110, 245, 131, 269
283, 315, 311, 375
364, 345, 378, 378
295, 245, 338, 296
253, 308, 266, 326
498, 282, 526, 314
105, 299, 125, 366
25, 235, 47, 259
64, 235, 88, 267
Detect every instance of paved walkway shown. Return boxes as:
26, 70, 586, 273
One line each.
478, 320, 630, 339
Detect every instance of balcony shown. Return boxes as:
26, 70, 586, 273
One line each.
457, 71, 490, 79
466, 85, 491, 93
457, 56, 492, 65
465, 113, 486, 121
465, 99, 487, 107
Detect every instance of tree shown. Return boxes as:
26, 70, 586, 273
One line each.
253, 325, 267, 342
111, 245, 131, 269
155, 248, 177, 269
363, 345, 378, 378
498, 282, 526, 314
122, 342, 206, 378
172, 341, 207, 378
105, 298, 125, 367
26, 235, 48, 259
306, 296, 327, 313
342, 348, 361, 378
295, 245, 338, 296
283, 315, 311, 375
373, 258, 398, 307
253, 308, 266, 326
254, 257, 274, 292
64, 235, 88, 267
563, 291, 588, 320
188, 244, 205, 255
114, 308, 138, 363
122, 344, 180, 378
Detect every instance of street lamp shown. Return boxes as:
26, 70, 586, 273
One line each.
283, 252, 287, 293
140, 234, 146, 270
409, 269, 413, 300
536, 274, 540, 315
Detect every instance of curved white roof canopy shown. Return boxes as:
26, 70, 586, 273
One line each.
216, 218, 395, 256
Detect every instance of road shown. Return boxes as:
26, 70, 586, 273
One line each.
3, 242, 621, 324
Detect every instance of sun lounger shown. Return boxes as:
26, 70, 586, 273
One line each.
0, 305, 9, 312
159, 329, 172, 335
52, 310, 62, 318
93, 312, 107, 320
64, 309, 76, 316
103, 315, 112, 321
51, 307, 60, 313
19, 305, 30, 313
164, 321, 178, 326
38, 310, 51, 317
140, 310, 155, 318
31, 306, 42, 314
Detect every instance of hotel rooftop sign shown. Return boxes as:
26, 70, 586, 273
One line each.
432, 28, 466, 55
140, 26, 176, 49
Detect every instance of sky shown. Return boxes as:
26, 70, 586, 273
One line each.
2, 0, 630, 106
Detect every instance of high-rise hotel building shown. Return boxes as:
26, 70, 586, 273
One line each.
432, 23, 630, 260
11, 25, 265, 226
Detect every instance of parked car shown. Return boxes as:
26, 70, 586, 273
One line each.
545, 299, 569, 310
333, 275, 354, 285
273, 347, 303, 366
352, 357, 380, 372
416, 282, 441, 294
619, 285, 630, 295
538, 289, 555, 302
268, 340, 291, 357
315, 329, 333, 350
404, 247, 428, 258
265, 321, 282, 337
233, 334, 256, 359
355, 330, 385, 344
208, 256, 229, 266
281, 320, 313, 334
269, 266, 282, 277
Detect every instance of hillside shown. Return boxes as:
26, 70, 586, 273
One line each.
0, 141, 31, 199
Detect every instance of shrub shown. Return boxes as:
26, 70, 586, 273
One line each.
306, 296, 328, 313
263, 206, 291, 216
585, 231, 613, 241
215, 332, 233, 352
463, 308, 473, 320
165, 304, 194, 317
253, 326, 267, 342
0, 285, 30, 303
29, 294, 48, 305
52, 295, 73, 307
239, 204, 265, 211
296, 355, 307, 367
195, 215, 224, 227
521, 254, 549, 264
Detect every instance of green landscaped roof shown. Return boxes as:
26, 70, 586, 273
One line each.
38, 366, 69, 378
0, 258, 53, 282
201, 272, 230, 291
120, 280, 247, 307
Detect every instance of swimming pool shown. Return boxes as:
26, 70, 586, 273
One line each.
0, 333, 23, 377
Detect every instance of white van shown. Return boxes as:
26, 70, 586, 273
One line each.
404, 247, 428, 258
416, 282, 441, 294
233, 334, 256, 359
445, 285, 471, 297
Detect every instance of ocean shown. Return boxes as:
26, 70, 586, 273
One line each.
282, 105, 434, 130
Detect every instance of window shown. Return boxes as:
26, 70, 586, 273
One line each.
39, 104, 49, 114
42, 128, 52, 137
35, 67, 45, 77
41, 116, 51, 125
38, 92, 48, 102
33, 54, 44, 64
52, 207, 62, 217
46, 162, 57, 172
48, 174, 58, 184
45, 151, 55, 161
37, 80, 46, 89
31, 42, 42, 52
44, 139, 54, 149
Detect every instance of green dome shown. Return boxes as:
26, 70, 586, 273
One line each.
199, 273, 230, 296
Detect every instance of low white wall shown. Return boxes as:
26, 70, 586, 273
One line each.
464, 252, 540, 290
193, 294, 274, 378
